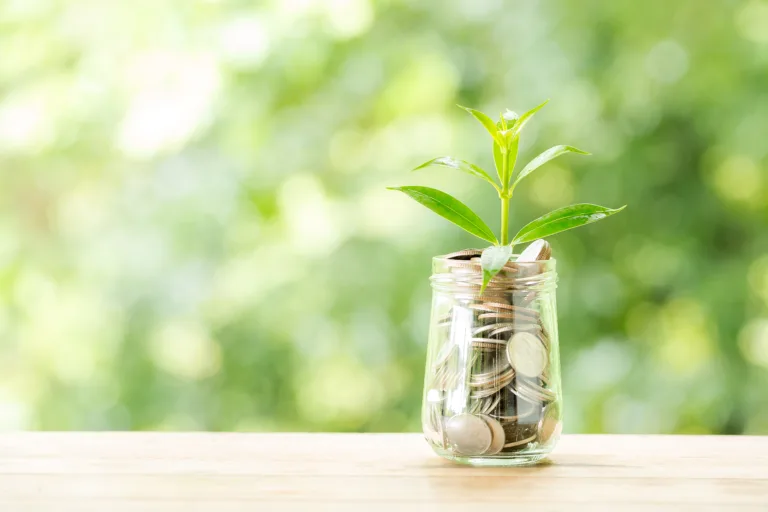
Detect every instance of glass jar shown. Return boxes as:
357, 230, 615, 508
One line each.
421, 252, 562, 466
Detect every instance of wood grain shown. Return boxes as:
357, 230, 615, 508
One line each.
0, 434, 766, 511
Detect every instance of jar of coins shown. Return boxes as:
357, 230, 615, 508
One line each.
421, 244, 562, 466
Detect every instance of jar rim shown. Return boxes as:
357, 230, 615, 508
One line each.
432, 253, 557, 264
430, 253, 557, 292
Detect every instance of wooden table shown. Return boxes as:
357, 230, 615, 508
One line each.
0, 433, 766, 511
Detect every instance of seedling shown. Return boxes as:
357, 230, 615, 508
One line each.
389, 101, 625, 290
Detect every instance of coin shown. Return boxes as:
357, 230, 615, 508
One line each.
445, 413, 493, 456
477, 308, 540, 322
500, 423, 538, 452
471, 364, 511, 382
479, 302, 515, 311
517, 377, 558, 402
445, 259, 482, 269
444, 249, 483, 260
507, 331, 548, 378
471, 337, 506, 345
480, 303, 540, 316
488, 323, 541, 337
517, 239, 552, 262
511, 392, 541, 421
480, 415, 506, 455
453, 293, 509, 302
472, 342, 505, 351
503, 432, 537, 449
538, 404, 561, 444
483, 394, 502, 414
470, 369, 515, 392
510, 381, 548, 405
432, 343, 456, 368
473, 323, 512, 335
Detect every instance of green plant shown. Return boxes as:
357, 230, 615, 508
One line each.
389, 101, 625, 290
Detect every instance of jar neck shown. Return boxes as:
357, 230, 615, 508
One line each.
430, 254, 557, 294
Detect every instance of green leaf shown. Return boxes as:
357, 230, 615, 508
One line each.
507, 99, 549, 141
494, 110, 522, 182
501, 110, 520, 127
493, 141, 504, 182
512, 145, 590, 189
458, 105, 505, 147
494, 138, 519, 187
512, 203, 626, 244
480, 244, 513, 293
496, 110, 519, 131
388, 186, 498, 244
414, 157, 499, 192
506, 136, 519, 184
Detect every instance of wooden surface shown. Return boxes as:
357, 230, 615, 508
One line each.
0, 434, 766, 511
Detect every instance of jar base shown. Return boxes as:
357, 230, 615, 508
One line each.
431, 446, 552, 467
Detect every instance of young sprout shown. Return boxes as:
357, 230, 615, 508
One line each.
389, 101, 625, 291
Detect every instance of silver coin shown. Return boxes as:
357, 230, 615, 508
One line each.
538, 404, 561, 444
478, 310, 540, 322
445, 413, 493, 456
518, 378, 558, 402
512, 393, 541, 420
517, 239, 552, 262
471, 372, 515, 392
489, 323, 541, 337
483, 393, 502, 414
480, 415, 506, 455
433, 340, 458, 364
511, 381, 547, 404
471, 364, 512, 382
470, 337, 506, 345
507, 332, 548, 378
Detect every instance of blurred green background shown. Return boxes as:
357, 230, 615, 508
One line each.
1, 0, 767, 433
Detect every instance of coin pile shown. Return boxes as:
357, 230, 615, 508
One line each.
425, 239, 561, 457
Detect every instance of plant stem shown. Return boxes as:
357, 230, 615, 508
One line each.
500, 149, 510, 245
500, 197, 509, 245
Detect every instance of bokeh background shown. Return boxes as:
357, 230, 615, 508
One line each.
1, 0, 767, 433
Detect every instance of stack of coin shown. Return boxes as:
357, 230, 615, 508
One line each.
424, 240, 561, 457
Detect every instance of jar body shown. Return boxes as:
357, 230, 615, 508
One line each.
422, 254, 562, 466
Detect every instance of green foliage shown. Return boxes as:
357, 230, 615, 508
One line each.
414, 157, 499, 192
387, 186, 498, 244
512, 146, 590, 190
505, 100, 549, 145
3, 0, 766, 436
458, 106, 506, 147
512, 204, 627, 244
391, 102, 623, 286
480, 245, 513, 292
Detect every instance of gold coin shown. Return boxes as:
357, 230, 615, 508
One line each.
443, 249, 483, 260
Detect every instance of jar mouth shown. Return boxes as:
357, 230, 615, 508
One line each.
433, 253, 557, 264
430, 253, 557, 292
